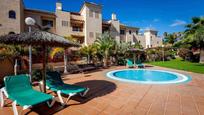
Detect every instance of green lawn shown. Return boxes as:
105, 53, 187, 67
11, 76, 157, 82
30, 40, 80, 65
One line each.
147, 58, 204, 74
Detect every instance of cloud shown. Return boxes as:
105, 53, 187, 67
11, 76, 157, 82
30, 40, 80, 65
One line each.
153, 18, 159, 22
170, 20, 186, 27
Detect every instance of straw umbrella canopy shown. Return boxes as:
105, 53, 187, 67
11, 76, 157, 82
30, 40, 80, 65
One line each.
127, 48, 144, 65
0, 30, 80, 92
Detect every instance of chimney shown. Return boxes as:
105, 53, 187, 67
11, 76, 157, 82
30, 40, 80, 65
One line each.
112, 13, 117, 20
56, 1, 62, 10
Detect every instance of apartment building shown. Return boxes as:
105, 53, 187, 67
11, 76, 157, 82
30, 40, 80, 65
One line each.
0, 0, 162, 48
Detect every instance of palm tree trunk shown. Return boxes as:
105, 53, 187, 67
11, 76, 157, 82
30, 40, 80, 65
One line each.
200, 48, 204, 64
103, 50, 108, 67
115, 56, 118, 66
87, 54, 90, 64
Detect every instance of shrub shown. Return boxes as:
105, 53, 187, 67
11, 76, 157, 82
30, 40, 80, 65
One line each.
178, 48, 193, 61
32, 69, 42, 81
145, 47, 176, 62
117, 57, 126, 65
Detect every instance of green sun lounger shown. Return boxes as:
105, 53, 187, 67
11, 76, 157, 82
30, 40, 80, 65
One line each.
126, 59, 134, 68
136, 60, 145, 68
46, 71, 89, 105
1, 74, 55, 115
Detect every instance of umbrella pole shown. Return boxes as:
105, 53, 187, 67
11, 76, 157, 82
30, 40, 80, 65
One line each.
42, 46, 47, 93
64, 48, 68, 73
133, 53, 136, 66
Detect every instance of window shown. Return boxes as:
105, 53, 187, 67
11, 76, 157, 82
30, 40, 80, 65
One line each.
95, 11, 99, 19
136, 30, 138, 34
72, 26, 82, 32
89, 10, 93, 17
62, 21, 68, 27
129, 30, 132, 34
151, 45, 152, 47
9, 10, 16, 19
89, 32, 94, 38
138, 40, 141, 43
42, 20, 53, 27
120, 30, 125, 35
95, 33, 100, 38
9, 32, 15, 34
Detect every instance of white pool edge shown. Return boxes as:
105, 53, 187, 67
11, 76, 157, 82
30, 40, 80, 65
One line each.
106, 69, 191, 84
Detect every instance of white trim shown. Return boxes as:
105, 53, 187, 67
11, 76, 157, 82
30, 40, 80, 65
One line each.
47, 96, 56, 108
106, 69, 190, 84
2, 87, 8, 98
80, 88, 89, 97
0, 87, 9, 107
23, 105, 31, 110
65, 93, 76, 103
57, 90, 65, 105
0, 88, 4, 107
12, 101, 18, 115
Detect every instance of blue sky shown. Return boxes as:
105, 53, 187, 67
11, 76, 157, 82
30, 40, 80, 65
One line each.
24, 0, 204, 35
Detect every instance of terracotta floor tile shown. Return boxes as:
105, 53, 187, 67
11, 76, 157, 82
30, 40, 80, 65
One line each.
1, 66, 204, 115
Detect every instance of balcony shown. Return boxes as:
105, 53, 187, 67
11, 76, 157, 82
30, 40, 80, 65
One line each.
71, 31, 84, 37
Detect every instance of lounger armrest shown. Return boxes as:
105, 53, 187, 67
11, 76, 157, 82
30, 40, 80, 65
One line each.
32, 81, 40, 86
32, 81, 43, 92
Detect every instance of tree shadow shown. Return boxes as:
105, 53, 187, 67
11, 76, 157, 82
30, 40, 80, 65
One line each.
28, 80, 117, 115
195, 64, 204, 67
72, 80, 117, 103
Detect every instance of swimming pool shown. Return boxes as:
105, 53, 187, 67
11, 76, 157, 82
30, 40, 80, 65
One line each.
106, 69, 191, 84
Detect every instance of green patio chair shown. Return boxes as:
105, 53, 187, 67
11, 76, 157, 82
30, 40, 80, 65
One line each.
46, 71, 89, 105
126, 59, 134, 68
1, 74, 56, 115
136, 59, 145, 68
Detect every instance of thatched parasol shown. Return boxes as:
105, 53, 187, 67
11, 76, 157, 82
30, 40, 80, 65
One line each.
127, 48, 144, 65
0, 30, 80, 92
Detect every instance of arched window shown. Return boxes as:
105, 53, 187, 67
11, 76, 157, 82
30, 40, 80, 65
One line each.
9, 10, 16, 19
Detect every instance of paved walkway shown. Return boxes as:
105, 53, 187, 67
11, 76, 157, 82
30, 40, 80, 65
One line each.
1, 66, 204, 115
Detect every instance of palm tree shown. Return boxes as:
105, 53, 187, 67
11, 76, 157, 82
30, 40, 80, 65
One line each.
183, 17, 204, 63
80, 45, 97, 64
163, 32, 178, 45
193, 26, 204, 63
94, 32, 115, 67
111, 41, 129, 65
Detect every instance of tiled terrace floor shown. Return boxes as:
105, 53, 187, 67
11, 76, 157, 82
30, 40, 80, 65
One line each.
1, 65, 204, 115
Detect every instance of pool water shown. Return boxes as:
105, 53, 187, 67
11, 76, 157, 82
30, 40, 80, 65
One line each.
107, 69, 191, 84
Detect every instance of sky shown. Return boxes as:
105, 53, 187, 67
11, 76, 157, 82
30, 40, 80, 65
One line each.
23, 0, 204, 36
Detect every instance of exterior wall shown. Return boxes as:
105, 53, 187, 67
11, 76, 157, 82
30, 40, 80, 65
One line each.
125, 28, 138, 43
120, 35, 126, 42
135, 35, 146, 48
144, 30, 162, 48
0, 1, 162, 48
144, 31, 151, 48
110, 14, 120, 43
81, 3, 102, 45
0, 0, 24, 35
24, 9, 56, 33
55, 10, 71, 36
